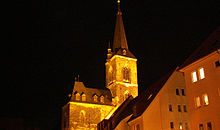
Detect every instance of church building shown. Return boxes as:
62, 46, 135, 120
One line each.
61, 0, 138, 129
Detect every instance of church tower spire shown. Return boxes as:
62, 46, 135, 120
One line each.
105, 0, 138, 106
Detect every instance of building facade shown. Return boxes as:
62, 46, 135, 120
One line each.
179, 27, 220, 130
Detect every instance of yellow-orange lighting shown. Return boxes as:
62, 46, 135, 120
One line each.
199, 68, 205, 79
203, 94, 209, 105
192, 71, 198, 82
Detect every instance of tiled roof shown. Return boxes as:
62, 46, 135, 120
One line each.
179, 27, 220, 69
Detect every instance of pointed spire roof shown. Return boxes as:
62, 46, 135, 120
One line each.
113, 0, 128, 51
112, 0, 135, 58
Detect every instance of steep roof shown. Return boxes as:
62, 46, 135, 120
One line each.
128, 70, 174, 122
179, 27, 220, 69
112, 1, 136, 58
70, 81, 112, 105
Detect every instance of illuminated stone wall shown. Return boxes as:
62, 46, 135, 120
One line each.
62, 102, 114, 130
106, 55, 138, 105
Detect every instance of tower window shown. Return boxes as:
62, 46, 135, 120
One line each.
199, 68, 205, 80
195, 96, 201, 108
123, 67, 130, 82
191, 71, 198, 82
169, 105, 173, 112
178, 105, 181, 112
181, 89, 185, 96
176, 89, 180, 95
215, 61, 220, 67
203, 94, 209, 105
170, 122, 174, 129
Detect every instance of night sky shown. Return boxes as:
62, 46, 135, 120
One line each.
5, 0, 220, 129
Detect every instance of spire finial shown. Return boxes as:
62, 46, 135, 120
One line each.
117, 0, 121, 15
108, 41, 111, 49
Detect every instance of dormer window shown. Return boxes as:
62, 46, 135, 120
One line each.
75, 93, 80, 101
93, 95, 98, 102
100, 95, 104, 103
122, 49, 126, 55
123, 67, 130, 82
82, 93, 86, 101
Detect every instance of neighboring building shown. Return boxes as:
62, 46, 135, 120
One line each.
61, 0, 138, 129
99, 69, 190, 130
179, 27, 220, 130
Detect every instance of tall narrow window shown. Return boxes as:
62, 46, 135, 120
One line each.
199, 68, 205, 79
169, 105, 173, 112
207, 122, 212, 130
215, 61, 220, 67
136, 124, 140, 130
75, 93, 80, 101
176, 89, 180, 95
123, 67, 130, 82
181, 89, 185, 96
180, 122, 183, 130
191, 71, 198, 82
183, 105, 187, 112
170, 122, 174, 129
199, 124, 204, 130
79, 110, 86, 125
178, 105, 181, 112
203, 94, 209, 105
185, 122, 189, 130
195, 96, 201, 108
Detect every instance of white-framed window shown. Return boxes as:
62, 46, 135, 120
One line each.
199, 67, 205, 80
191, 71, 198, 82
195, 96, 201, 108
203, 94, 209, 105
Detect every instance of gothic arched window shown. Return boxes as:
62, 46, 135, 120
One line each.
79, 110, 86, 126
123, 67, 130, 82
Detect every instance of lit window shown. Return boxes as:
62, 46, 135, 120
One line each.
181, 89, 185, 96
199, 124, 204, 130
178, 105, 181, 112
180, 122, 183, 130
207, 122, 212, 130
176, 89, 180, 95
203, 94, 209, 105
170, 122, 174, 129
199, 68, 205, 79
82, 93, 86, 101
183, 105, 187, 112
169, 105, 172, 112
195, 96, 201, 108
100, 95, 104, 103
191, 71, 198, 82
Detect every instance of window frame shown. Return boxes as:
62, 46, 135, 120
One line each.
198, 67, 205, 80
191, 71, 198, 83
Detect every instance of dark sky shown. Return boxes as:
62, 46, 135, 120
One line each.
4, 0, 220, 129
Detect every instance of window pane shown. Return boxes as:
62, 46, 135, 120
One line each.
215, 61, 220, 67
185, 122, 188, 130
192, 71, 198, 82
199, 124, 204, 130
195, 97, 201, 107
180, 122, 183, 130
183, 105, 187, 112
176, 89, 180, 95
178, 105, 181, 112
199, 68, 205, 79
170, 122, 174, 129
203, 94, 209, 105
169, 105, 172, 112
207, 122, 212, 130
181, 89, 185, 96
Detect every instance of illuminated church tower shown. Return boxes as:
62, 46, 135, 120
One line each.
106, 0, 138, 105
